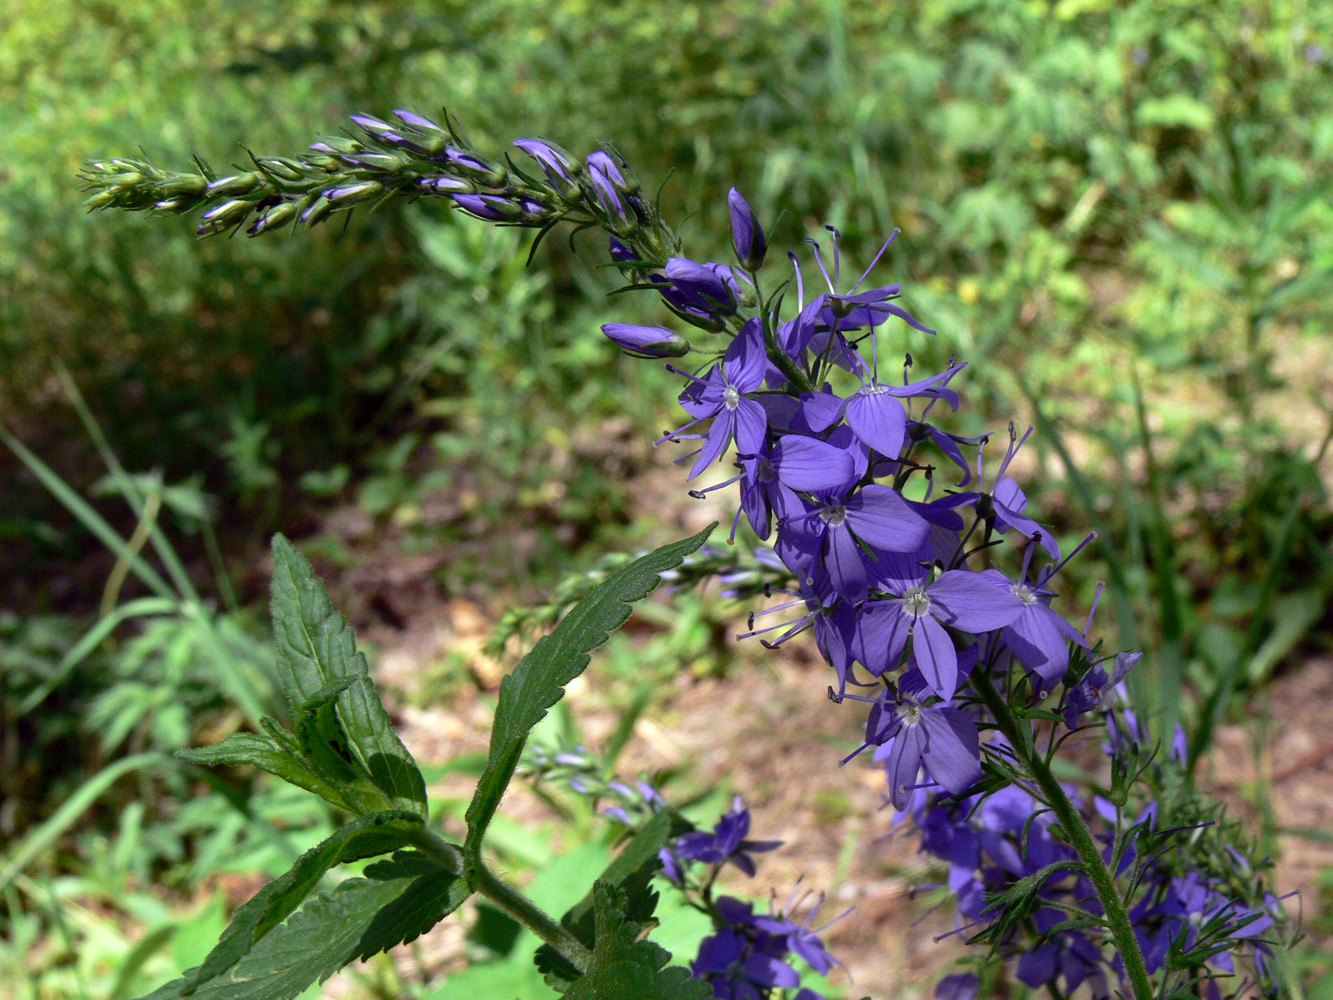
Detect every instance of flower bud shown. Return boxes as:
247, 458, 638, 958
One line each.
601, 323, 690, 358
728, 188, 766, 270
444, 149, 507, 187
452, 192, 521, 221
664, 257, 737, 316
514, 138, 581, 196
159, 174, 209, 198
248, 200, 298, 235
206, 173, 263, 197
298, 195, 335, 227
324, 181, 384, 205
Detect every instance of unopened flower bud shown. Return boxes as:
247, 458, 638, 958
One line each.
601, 323, 690, 358
419, 177, 470, 194
200, 199, 252, 224
452, 192, 521, 221
324, 181, 384, 205
253, 157, 306, 183
514, 138, 581, 196
728, 188, 766, 270
206, 173, 263, 197
444, 149, 507, 187
299, 195, 335, 226
158, 174, 209, 198
248, 200, 298, 235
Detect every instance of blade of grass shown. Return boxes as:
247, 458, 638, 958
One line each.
0, 423, 174, 599
55, 364, 203, 605
0, 752, 166, 894
17, 596, 179, 714
1130, 369, 1187, 739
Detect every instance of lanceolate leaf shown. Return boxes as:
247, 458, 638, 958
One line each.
464, 527, 715, 855
269, 534, 427, 817
175, 733, 346, 807
138, 854, 468, 1000
182, 811, 426, 994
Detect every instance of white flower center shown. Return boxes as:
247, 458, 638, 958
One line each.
723, 385, 740, 410
819, 502, 847, 528
903, 587, 931, 618
1010, 581, 1038, 605
901, 704, 923, 727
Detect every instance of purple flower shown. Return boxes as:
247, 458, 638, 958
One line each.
739, 435, 852, 540
600, 323, 689, 358
975, 568, 1088, 690
728, 188, 767, 270
868, 678, 982, 809
667, 318, 769, 479
660, 798, 781, 883
1064, 651, 1142, 729
780, 479, 931, 603
855, 568, 1025, 699
841, 362, 964, 461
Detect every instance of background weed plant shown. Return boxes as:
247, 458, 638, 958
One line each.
2, 1, 1331, 997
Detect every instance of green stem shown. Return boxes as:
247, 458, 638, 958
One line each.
971, 669, 1155, 1000
408, 826, 591, 971
470, 862, 594, 973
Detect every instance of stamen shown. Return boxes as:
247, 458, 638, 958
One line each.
847, 229, 900, 294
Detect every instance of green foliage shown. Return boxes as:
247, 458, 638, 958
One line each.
268, 534, 428, 816
139, 855, 467, 1000
561, 882, 711, 1000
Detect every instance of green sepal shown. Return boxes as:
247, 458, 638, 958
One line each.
137, 850, 467, 1000
464, 527, 714, 856
180, 810, 425, 994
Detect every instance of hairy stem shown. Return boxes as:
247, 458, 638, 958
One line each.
971, 669, 1155, 1000
410, 825, 592, 972
470, 861, 594, 973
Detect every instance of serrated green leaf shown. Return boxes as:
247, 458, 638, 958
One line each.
269, 534, 427, 817
138, 858, 467, 1000
182, 810, 424, 993
563, 809, 674, 935
175, 733, 346, 807
561, 882, 710, 1000
465, 528, 714, 854
537, 811, 675, 991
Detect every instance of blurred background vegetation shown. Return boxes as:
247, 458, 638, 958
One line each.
2, 0, 1332, 996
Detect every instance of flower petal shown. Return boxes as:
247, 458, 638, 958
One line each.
844, 484, 929, 553
928, 570, 1027, 633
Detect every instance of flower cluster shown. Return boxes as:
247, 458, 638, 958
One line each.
526, 747, 845, 1000
602, 191, 1095, 814
82, 110, 680, 266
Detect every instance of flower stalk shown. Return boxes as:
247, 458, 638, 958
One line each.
970, 667, 1156, 1000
